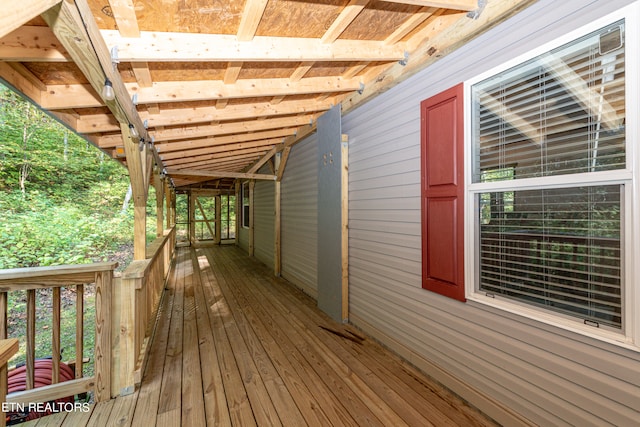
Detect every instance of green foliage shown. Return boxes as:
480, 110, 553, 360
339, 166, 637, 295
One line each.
0, 84, 134, 269
0, 197, 133, 268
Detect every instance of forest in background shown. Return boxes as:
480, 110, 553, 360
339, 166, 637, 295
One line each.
0, 84, 153, 270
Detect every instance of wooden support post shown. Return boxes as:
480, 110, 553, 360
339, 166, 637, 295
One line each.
276, 146, 292, 182
170, 189, 176, 228
154, 175, 165, 237
94, 270, 112, 401
274, 181, 281, 276
110, 278, 121, 397
341, 134, 349, 321
119, 272, 137, 396
0, 339, 18, 427
121, 124, 148, 260
235, 182, 240, 245
215, 195, 222, 244
164, 179, 172, 229
189, 191, 196, 246
249, 180, 255, 256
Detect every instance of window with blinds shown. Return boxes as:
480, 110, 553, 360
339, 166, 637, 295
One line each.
470, 20, 626, 330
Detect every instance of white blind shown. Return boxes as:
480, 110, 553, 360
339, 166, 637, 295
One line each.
472, 21, 626, 181
471, 21, 626, 329
479, 186, 621, 328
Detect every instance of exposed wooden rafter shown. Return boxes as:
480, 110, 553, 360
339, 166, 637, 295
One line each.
381, 0, 476, 10
97, 115, 315, 148
321, 0, 370, 44
40, 77, 360, 109
167, 168, 276, 181
0, 0, 537, 190
1, 0, 61, 39
75, 99, 331, 133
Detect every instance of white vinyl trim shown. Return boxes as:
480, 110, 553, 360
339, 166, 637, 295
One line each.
464, 2, 640, 349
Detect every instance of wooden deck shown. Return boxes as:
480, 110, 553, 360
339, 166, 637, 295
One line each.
22, 246, 496, 426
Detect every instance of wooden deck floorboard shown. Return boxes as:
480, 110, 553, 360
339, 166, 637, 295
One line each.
35, 245, 496, 426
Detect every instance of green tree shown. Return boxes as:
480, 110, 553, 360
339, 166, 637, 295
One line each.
0, 84, 135, 269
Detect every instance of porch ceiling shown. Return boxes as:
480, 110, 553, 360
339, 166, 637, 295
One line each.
1, 0, 537, 191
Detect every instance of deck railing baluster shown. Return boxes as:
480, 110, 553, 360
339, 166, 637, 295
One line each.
0, 293, 7, 340
0, 262, 117, 407
119, 226, 176, 395
76, 284, 84, 379
52, 287, 61, 384
25, 289, 35, 390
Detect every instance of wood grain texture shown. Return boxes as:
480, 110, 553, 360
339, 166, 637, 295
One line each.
1, 0, 535, 190
76, 246, 497, 426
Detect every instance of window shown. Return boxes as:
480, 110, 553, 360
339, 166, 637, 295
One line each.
241, 181, 250, 228
479, 167, 514, 225
466, 8, 637, 342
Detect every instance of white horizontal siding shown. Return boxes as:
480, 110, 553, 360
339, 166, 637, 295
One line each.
281, 133, 318, 298
253, 179, 275, 269
343, 0, 640, 425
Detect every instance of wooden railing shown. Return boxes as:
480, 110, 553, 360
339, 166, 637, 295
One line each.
0, 227, 176, 404
0, 339, 18, 427
116, 227, 176, 395
0, 263, 116, 405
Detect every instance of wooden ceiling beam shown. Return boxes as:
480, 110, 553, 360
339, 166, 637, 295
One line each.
100, 30, 406, 62
41, 76, 361, 109
97, 114, 315, 147
75, 99, 330, 133
155, 128, 295, 153
270, 61, 315, 104
108, 1, 155, 90
216, 61, 244, 109
340, 0, 538, 114
380, 0, 476, 10
0, 62, 44, 104
321, 0, 370, 44
165, 151, 266, 169
236, 0, 269, 42
384, 7, 439, 45
1, 0, 61, 39
166, 168, 276, 181
107, 0, 140, 36
244, 120, 316, 176
164, 146, 275, 166
41, 0, 163, 173
224, 62, 244, 84
130, 62, 153, 87
4, 27, 405, 62
0, 26, 69, 62
247, 144, 281, 174
342, 63, 369, 79
290, 62, 315, 82
160, 138, 284, 161
195, 158, 258, 171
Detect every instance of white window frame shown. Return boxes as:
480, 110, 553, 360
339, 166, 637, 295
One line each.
463, 3, 640, 350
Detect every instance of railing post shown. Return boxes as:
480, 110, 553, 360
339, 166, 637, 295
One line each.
94, 270, 112, 402
119, 274, 136, 396
120, 261, 147, 396
0, 339, 18, 427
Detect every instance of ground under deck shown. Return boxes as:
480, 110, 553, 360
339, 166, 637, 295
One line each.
23, 245, 496, 426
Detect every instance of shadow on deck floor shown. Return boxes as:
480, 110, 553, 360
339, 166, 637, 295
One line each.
22, 245, 497, 426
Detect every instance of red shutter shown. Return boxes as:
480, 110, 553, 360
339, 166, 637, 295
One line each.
420, 83, 465, 302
